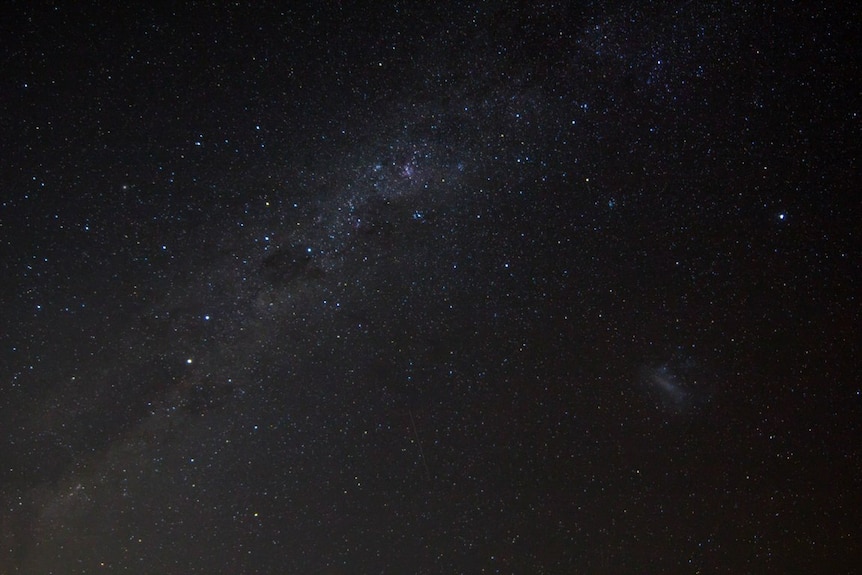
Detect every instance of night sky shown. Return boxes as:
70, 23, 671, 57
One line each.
1, 2, 860, 573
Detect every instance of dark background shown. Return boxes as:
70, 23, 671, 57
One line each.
1, 1, 859, 572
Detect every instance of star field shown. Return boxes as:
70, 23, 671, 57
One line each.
1, 2, 860, 573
